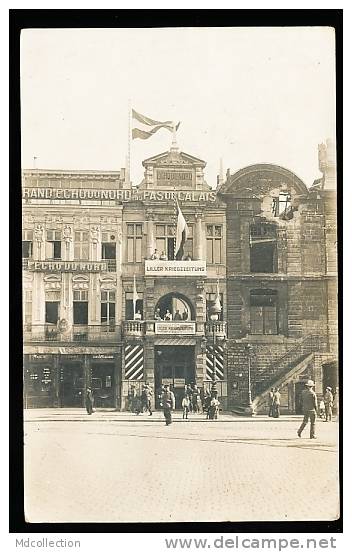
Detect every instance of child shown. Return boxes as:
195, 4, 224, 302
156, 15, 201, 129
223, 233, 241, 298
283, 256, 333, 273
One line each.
182, 394, 190, 420
209, 396, 220, 420
319, 399, 325, 418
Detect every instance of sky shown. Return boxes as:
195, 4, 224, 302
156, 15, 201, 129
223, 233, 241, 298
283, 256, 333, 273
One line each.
20, 27, 336, 189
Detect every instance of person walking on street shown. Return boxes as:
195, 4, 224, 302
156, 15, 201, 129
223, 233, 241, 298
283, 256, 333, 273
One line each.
203, 389, 211, 419
297, 380, 319, 439
268, 388, 274, 417
272, 387, 281, 418
144, 383, 153, 416
85, 386, 94, 415
182, 394, 190, 420
324, 386, 334, 422
161, 384, 175, 426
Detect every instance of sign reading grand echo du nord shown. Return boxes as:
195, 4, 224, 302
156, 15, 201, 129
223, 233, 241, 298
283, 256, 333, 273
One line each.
22, 188, 217, 202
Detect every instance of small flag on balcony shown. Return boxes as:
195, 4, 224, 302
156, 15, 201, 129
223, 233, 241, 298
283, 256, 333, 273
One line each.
133, 275, 139, 318
175, 199, 189, 260
214, 280, 222, 314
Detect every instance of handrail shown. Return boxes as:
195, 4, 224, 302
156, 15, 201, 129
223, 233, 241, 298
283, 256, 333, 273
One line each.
253, 333, 327, 397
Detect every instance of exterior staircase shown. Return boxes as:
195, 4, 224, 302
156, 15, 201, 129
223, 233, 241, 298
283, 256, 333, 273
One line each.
232, 334, 328, 416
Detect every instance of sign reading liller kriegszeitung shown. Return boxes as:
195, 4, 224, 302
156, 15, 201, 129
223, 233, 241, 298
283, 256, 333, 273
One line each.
22, 188, 217, 202
145, 260, 207, 276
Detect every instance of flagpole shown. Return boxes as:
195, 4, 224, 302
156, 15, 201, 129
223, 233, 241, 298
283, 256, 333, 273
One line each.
126, 99, 131, 187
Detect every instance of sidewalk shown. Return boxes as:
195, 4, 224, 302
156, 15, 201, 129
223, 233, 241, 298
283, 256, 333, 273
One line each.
24, 408, 310, 423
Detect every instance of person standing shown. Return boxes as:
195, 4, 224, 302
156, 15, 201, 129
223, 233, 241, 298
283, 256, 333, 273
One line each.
182, 394, 190, 420
144, 383, 153, 416
268, 388, 274, 417
297, 380, 319, 439
324, 386, 334, 422
191, 384, 199, 413
161, 384, 175, 426
85, 386, 94, 415
272, 387, 281, 418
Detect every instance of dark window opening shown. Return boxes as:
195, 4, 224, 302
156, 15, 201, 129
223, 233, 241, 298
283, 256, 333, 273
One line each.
206, 225, 222, 264
271, 192, 292, 217
22, 241, 33, 258
250, 223, 277, 273
101, 291, 116, 328
125, 297, 143, 320
250, 290, 278, 335
155, 293, 194, 321
73, 302, 88, 325
46, 230, 62, 260
45, 302, 59, 324
102, 243, 116, 259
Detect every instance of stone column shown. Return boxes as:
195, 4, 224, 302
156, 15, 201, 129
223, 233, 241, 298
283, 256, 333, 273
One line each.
194, 213, 203, 260
146, 212, 155, 260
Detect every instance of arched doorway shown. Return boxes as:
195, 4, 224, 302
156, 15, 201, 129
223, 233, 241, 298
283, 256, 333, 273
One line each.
155, 292, 195, 321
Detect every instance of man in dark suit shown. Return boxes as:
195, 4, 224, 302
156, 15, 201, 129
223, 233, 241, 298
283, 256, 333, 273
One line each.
297, 380, 319, 439
161, 384, 175, 426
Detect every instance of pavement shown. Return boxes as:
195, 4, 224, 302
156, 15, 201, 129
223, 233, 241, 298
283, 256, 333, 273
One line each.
24, 409, 340, 523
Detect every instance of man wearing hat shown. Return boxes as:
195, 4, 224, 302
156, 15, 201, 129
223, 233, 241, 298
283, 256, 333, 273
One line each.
323, 386, 334, 422
297, 380, 319, 439
161, 384, 175, 426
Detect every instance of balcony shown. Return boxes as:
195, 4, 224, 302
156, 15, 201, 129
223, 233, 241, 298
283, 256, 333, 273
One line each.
145, 259, 207, 277
122, 320, 227, 338
23, 324, 119, 343
205, 321, 227, 339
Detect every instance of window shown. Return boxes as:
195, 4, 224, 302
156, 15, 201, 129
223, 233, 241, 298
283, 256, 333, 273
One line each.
74, 231, 89, 260
73, 290, 88, 325
46, 230, 62, 259
155, 224, 175, 260
101, 290, 116, 327
45, 291, 60, 338
101, 233, 116, 260
250, 290, 278, 335
22, 230, 33, 258
125, 292, 143, 320
183, 225, 193, 259
206, 225, 222, 264
127, 224, 142, 263
271, 192, 292, 217
24, 290, 32, 329
206, 292, 224, 321
250, 223, 277, 273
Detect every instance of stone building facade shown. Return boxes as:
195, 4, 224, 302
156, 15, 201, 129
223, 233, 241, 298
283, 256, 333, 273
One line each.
22, 139, 337, 413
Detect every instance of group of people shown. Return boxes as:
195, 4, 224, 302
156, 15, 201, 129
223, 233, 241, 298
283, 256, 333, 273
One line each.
154, 308, 188, 321
297, 381, 335, 439
268, 387, 281, 418
150, 249, 192, 261
128, 383, 153, 416
126, 383, 221, 426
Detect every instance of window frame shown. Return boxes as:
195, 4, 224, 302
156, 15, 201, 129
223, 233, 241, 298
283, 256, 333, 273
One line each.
126, 223, 143, 263
206, 224, 222, 264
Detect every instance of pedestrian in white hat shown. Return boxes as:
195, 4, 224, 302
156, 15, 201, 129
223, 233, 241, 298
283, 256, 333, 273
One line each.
297, 380, 319, 439
323, 386, 334, 422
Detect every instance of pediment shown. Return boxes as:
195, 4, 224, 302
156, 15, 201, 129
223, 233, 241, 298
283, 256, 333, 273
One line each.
142, 150, 206, 168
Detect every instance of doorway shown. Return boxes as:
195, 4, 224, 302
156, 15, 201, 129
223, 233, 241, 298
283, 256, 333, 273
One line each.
59, 362, 84, 407
294, 381, 307, 414
154, 346, 195, 409
91, 361, 116, 408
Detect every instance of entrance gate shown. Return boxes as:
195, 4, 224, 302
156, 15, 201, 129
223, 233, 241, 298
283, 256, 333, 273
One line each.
154, 346, 195, 409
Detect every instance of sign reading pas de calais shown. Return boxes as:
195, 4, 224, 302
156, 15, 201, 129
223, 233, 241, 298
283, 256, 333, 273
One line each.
22, 188, 217, 202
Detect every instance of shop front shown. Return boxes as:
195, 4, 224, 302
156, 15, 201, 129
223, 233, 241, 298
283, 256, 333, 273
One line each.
154, 345, 195, 409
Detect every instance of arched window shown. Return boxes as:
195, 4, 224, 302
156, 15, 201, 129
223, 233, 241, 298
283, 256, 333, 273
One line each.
155, 293, 195, 321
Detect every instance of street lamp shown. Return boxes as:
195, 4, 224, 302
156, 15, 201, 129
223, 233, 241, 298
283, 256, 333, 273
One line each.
245, 344, 255, 416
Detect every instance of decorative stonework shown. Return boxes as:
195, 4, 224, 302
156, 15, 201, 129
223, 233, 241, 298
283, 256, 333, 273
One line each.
63, 225, 73, 242
34, 224, 44, 242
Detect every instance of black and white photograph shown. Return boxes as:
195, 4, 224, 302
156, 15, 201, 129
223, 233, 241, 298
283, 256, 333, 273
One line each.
18, 19, 340, 526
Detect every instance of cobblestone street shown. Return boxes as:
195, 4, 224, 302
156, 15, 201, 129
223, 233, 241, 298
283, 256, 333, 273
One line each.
24, 410, 339, 523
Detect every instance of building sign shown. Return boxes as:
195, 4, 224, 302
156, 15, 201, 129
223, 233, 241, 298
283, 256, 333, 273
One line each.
92, 355, 114, 360
155, 322, 196, 335
156, 170, 193, 186
174, 378, 186, 387
27, 261, 107, 272
145, 260, 206, 276
22, 188, 216, 203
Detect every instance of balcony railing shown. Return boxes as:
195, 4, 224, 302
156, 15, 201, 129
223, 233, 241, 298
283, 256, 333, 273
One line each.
205, 321, 227, 338
122, 320, 227, 338
23, 324, 119, 343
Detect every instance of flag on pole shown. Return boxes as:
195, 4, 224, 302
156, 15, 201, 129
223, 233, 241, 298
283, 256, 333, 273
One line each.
214, 279, 222, 314
175, 199, 189, 260
132, 109, 180, 140
133, 275, 139, 318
